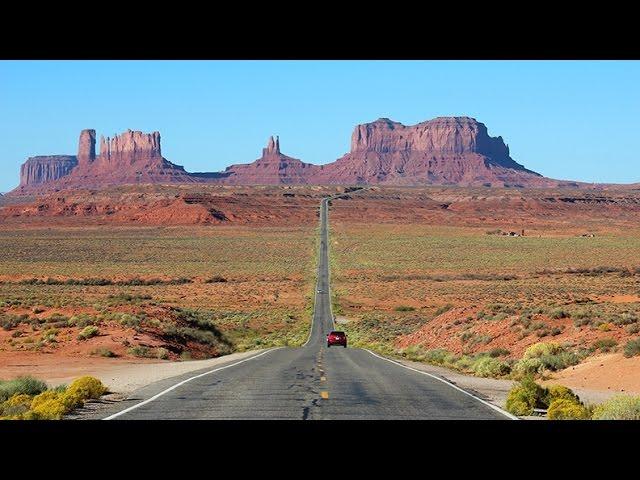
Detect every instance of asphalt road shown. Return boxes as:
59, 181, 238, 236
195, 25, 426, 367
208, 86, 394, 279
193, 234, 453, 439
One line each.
103, 196, 509, 420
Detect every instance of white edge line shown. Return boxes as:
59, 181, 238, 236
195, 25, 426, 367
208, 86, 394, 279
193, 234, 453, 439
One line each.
103, 348, 281, 420
364, 349, 519, 420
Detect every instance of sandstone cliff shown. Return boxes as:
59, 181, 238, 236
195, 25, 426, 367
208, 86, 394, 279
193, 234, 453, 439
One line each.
12, 117, 576, 194
19, 156, 78, 187
316, 117, 550, 186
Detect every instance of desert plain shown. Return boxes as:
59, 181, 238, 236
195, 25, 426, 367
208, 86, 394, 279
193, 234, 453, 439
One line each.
1, 184, 640, 397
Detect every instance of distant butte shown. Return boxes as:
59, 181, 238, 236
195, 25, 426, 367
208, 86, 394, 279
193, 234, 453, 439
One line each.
10, 116, 596, 194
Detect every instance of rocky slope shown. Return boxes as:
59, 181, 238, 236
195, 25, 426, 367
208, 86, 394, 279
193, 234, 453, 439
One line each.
10, 116, 592, 194
220, 136, 322, 185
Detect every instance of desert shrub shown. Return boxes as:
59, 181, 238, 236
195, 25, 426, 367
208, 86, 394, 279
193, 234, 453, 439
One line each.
52, 384, 67, 394
0, 393, 34, 417
128, 345, 151, 357
77, 326, 100, 340
435, 304, 453, 316
60, 390, 85, 410
113, 313, 142, 328
66, 376, 106, 400
523, 342, 563, 359
460, 331, 475, 343
155, 347, 170, 360
471, 357, 511, 378
592, 395, 640, 420
574, 317, 593, 327
513, 357, 545, 377
597, 322, 613, 332
505, 376, 549, 416
547, 384, 580, 403
31, 390, 60, 410
92, 347, 117, 358
394, 305, 415, 312
205, 276, 227, 283
593, 338, 617, 352
0, 314, 28, 330
107, 294, 152, 304
547, 398, 590, 420
0, 376, 48, 402
68, 313, 99, 327
31, 397, 67, 419
538, 351, 580, 371
549, 308, 569, 319
627, 324, 640, 334
487, 347, 510, 357
421, 349, 454, 365
623, 338, 640, 357
612, 312, 638, 326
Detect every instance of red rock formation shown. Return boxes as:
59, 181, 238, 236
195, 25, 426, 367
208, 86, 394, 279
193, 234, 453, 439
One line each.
221, 136, 322, 185
19, 156, 78, 187
11, 117, 578, 195
13, 129, 197, 194
77, 129, 96, 167
98, 129, 162, 165
316, 117, 552, 186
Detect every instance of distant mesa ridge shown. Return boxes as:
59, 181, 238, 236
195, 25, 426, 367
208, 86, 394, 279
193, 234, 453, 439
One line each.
14, 117, 572, 193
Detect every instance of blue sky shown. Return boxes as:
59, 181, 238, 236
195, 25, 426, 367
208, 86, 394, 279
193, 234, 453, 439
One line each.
1, 60, 639, 192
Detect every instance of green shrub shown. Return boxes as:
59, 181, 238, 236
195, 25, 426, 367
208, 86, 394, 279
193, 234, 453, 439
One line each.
538, 351, 580, 371
394, 305, 415, 312
421, 348, 455, 365
623, 338, 640, 358
68, 313, 99, 327
487, 347, 510, 357
523, 342, 563, 359
92, 347, 117, 358
550, 309, 569, 319
547, 398, 590, 420
0, 314, 28, 330
471, 357, 511, 378
592, 395, 640, 420
547, 384, 580, 403
593, 338, 617, 352
505, 376, 549, 416
77, 326, 100, 340
0, 376, 48, 402
513, 357, 545, 377
128, 345, 153, 358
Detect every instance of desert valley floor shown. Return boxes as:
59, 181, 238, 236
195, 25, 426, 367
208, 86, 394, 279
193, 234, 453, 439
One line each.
1, 184, 640, 397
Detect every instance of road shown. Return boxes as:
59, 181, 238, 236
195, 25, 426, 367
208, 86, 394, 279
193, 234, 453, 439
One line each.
103, 196, 510, 420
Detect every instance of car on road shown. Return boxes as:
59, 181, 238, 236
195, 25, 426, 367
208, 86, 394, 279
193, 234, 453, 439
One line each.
327, 331, 347, 348
317, 289, 324, 293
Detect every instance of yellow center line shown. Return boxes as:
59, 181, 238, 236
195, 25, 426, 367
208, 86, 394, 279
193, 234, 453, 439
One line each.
321, 376, 326, 382
320, 391, 329, 399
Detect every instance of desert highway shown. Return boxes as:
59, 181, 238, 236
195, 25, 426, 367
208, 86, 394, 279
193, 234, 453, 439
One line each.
102, 196, 511, 420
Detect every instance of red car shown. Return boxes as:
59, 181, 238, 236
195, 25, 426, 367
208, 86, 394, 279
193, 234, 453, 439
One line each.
327, 331, 347, 348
